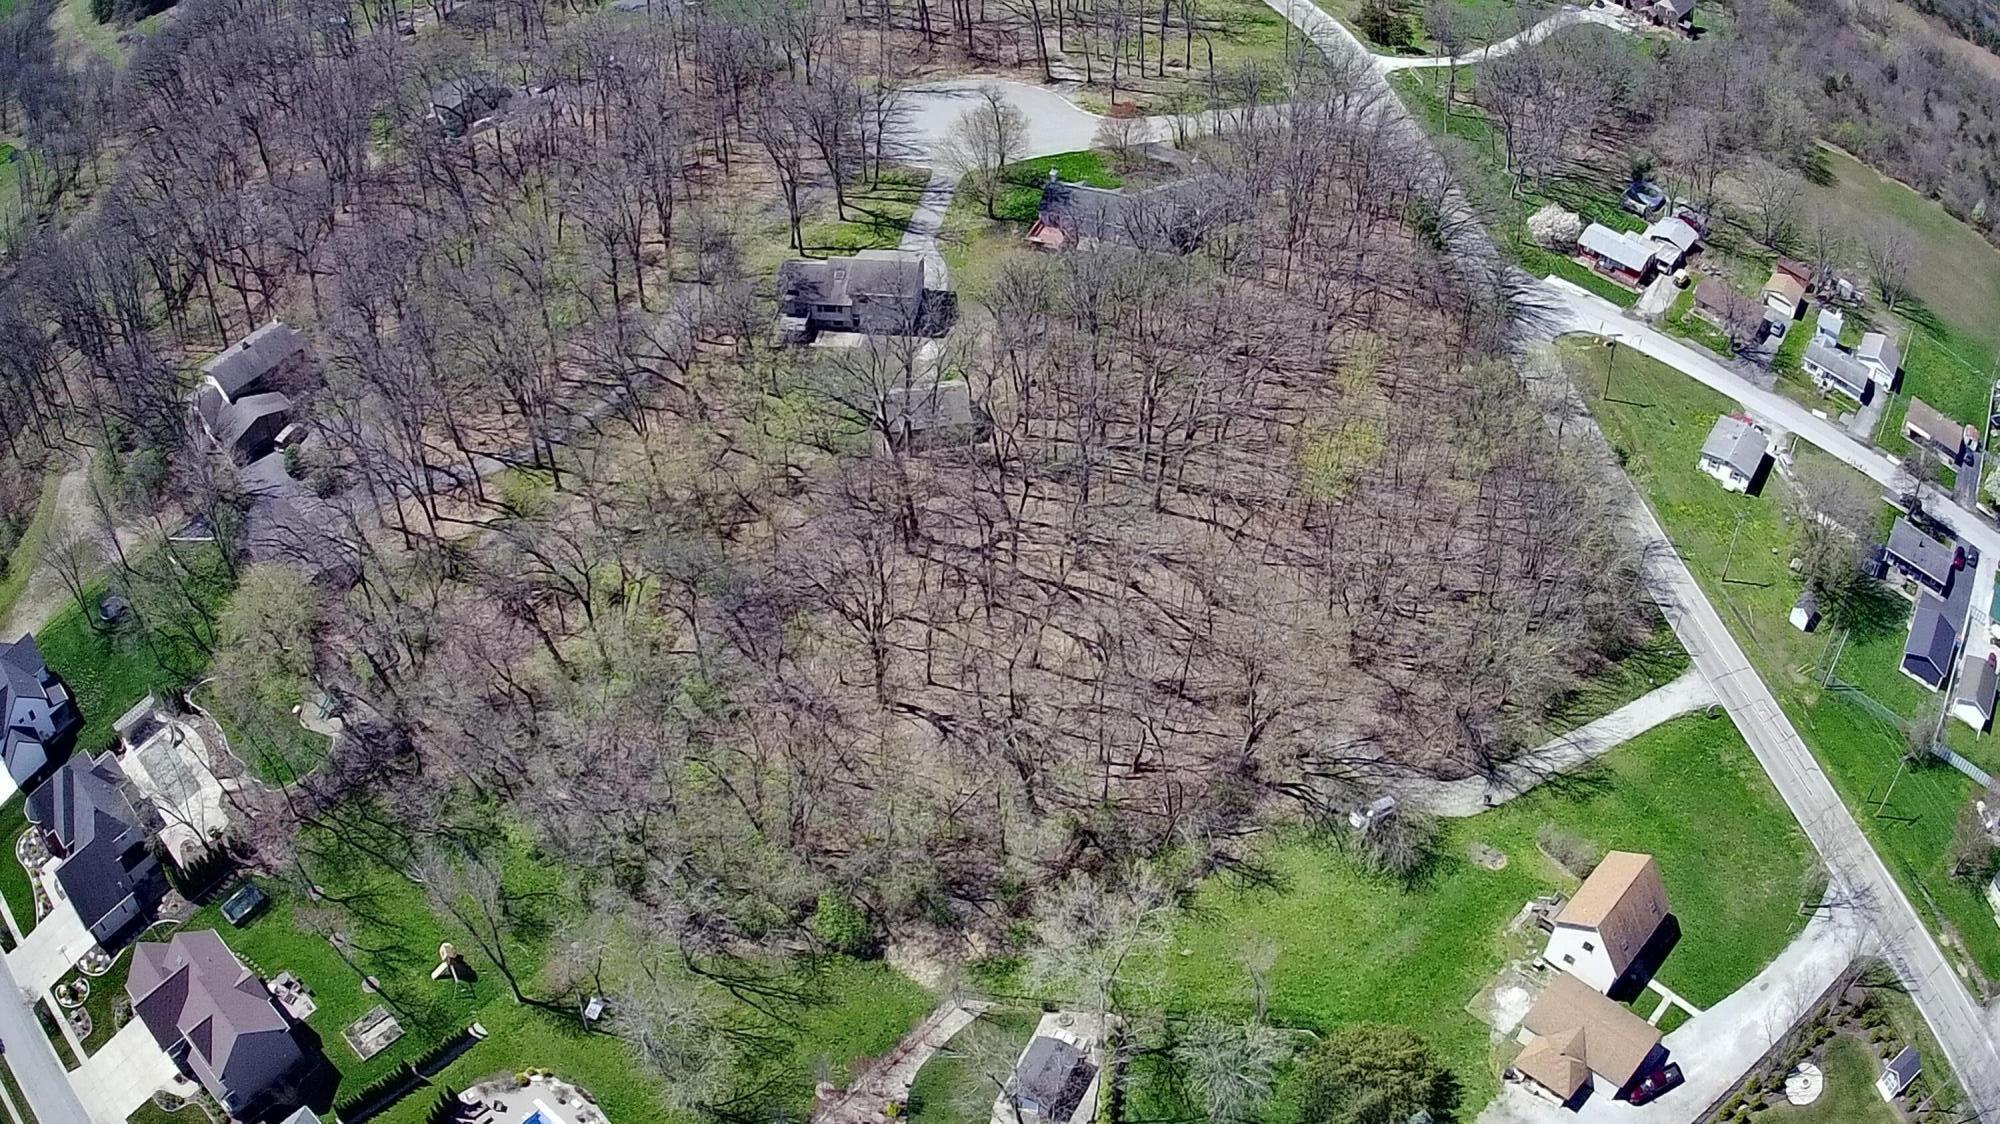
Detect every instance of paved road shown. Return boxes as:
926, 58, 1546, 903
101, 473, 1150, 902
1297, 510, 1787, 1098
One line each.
1374, 5, 1624, 70
1536, 280, 2000, 1120
0, 949, 90, 1123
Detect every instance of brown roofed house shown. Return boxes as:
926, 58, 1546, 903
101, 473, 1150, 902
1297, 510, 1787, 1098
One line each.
1903, 397, 1966, 463
1513, 973, 1665, 1105
1542, 851, 1671, 992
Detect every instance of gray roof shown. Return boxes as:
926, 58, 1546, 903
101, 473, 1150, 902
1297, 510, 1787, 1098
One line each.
1815, 309, 1845, 340
1643, 216, 1700, 257
25, 752, 158, 934
128, 931, 304, 1109
1011, 1036, 1096, 1121
1858, 331, 1901, 374
779, 250, 925, 307
201, 322, 305, 401
1887, 518, 1958, 588
1036, 174, 1237, 251
213, 392, 293, 456
884, 380, 980, 435
1794, 590, 1819, 615
1954, 652, 1997, 719
1650, 0, 1695, 15
1883, 1045, 1922, 1090
2, 635, 76, 777
1578, 224, 1656, 273
1699, 415, 1766, 479
1903, 594, 1960, 688
1805, 340, 1872, 396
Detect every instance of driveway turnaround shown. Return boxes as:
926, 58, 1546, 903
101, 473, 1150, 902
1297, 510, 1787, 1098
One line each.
72, 1018, 189, 1123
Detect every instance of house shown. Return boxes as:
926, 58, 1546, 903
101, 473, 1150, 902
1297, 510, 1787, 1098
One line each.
1902, 593, 1960, 691
1876, 1046, 1921, 1101
128, 930, 308, 1118
1762, 267, 1808, 320
1814, 308, 1845, 345
777, 250, 930, 337
198, 389, 295, 465
200, 322, 309, 403
1951, 652, 1997, 730
1644, 0, 1695, 29
1542, 851, 1671, 993
427, 76, 513, 136
1, 635, 83, 792
279, 1111, 325, 1124
25, 752, 167, 946
1791, 590, 1821, 633
1577, 224, 1657, 286
1642, 216, 1701, 270
1857, 331, 1902, 387
1028, 172, 1236, 254
880, 380, 991, 450
1008, 1036, 1098, 1123
1513, 974, 1666, 1106
1696, 414, 1766, 493
1803, 340, 1873, 402
1903, 397, 1967, 463
1885, 517, 1960, 597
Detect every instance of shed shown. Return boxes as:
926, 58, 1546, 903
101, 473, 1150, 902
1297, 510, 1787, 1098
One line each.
1952, 651, 1998, 730
1790, 590, 1820, 633
1876, 1045, 1921, 1101
1010, 1036, 1097, 1122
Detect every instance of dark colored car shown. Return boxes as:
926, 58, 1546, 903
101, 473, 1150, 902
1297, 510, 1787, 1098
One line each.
1628, 1063, 1685, 1105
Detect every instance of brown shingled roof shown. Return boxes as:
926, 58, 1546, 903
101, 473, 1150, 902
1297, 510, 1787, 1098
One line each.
1554, 851, 1670, 977
1520, 974, 1662, 1093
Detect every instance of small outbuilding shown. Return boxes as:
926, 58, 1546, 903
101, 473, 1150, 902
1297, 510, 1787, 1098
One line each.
1876, 1045, 1921, 1101
1790, 590, 1820, 633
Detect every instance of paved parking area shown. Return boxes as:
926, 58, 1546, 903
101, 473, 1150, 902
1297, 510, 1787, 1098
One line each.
71, 1019, 190, 1123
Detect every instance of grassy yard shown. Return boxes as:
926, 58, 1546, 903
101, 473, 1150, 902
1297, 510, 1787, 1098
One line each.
1391, 66, 1642, 308
0, 469, 62, 629
1663, 286, 1734, 358
1061, 0, 1306, 113
1314, 0, 1546, 55
0, 1058, 40, 1124
67, 942, 136, 1055
1770, 1035, 1899, 1124
906, 1008, 1041, 1121
796, 168, 930, 256
1566, 339, 2000, 983
0, 798, 36, 937
1152, 712, 1817, 1114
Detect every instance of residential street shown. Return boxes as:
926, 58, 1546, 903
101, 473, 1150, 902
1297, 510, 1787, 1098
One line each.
1534, 279, 2000, 1120
0, 949, 92, 1123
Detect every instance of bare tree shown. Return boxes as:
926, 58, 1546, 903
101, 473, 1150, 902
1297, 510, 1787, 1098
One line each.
1742, 162, 1803, 250
1171, 1015, 1294, 1123
1024, 867, 1175, 1020
937, 85, 1030, 218
1863, 221, 1918, 312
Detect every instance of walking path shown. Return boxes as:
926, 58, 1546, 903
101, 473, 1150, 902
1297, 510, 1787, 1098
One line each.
811, 999, 992, 1123
1389, 671, 1716, 816
898, 172, 961, 290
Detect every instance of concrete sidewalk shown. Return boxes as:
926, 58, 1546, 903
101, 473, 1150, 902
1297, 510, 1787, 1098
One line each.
1389, 671, 1717, 817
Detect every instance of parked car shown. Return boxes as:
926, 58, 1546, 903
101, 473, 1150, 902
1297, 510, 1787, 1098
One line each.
1628, 1063, 1685, 1105
1622, 181, 1668, 217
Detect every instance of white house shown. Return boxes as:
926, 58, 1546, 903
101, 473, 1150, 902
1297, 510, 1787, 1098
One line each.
1856, 331, 1902, 387
1542, 851, 1671, 993
1952, 651, 1998, 731
1697, 414, 1767, 493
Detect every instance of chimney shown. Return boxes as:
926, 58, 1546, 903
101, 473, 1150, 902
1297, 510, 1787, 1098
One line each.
1047, 168, 1059, 184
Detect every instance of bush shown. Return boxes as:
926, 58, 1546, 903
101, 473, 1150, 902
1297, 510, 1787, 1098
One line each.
1354, 0, 1412, 48
1537, 825, 1601, 879
1297, 1024, 1458, 1124
1355, 810, 1442, 884
811, 892, 874, 956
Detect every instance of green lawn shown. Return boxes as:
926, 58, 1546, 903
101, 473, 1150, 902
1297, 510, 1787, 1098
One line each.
68, 943, 136, 1055
1154, 712, 1816, 1113
0, 1057, 40, 1124
1770, 1035, 1898, 1124
1063, 0, 1306, 113
0, 469, 63, 629
907, 1009, 1040, 1121
0, 798, 36, 937
1315, 0, 1545, 55
1663, 286, 1734, 358
1566, 339, 2000, 982
796, 168, 930, 256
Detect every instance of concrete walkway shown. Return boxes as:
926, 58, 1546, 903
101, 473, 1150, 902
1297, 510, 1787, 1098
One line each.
1390, 671, 1716, 816
812, 999, 992, 1123
898, 172, 960, 291
1480, 903, 1867, 1124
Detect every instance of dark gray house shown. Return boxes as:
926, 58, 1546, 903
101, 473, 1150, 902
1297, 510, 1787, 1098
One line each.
25, 752, 166, 945
1028, 172, 1236, 254
1008, 1036, 1098, 1123
1902, 594, 1960, 691
1885, 518, 1960, 598
777, 250, 930, 337
1, 635, 82, 791
881, 380, 990, 450
201, 322, 309, 403
129, 930, 308, 1119
197, 389, 295, 466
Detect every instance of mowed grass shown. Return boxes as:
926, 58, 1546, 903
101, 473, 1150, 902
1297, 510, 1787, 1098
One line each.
0, 469, 63, 630
1315, 0, 1543, 55
1156, 712, 1816, 1112
1770, 1035, 1899, 1124
0, 799, 33, 937
1566, 339, 2000, 982
907, 1008, 1040, 1122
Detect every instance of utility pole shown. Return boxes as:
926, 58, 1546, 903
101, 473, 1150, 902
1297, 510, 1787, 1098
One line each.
1721, 508, 1747, 583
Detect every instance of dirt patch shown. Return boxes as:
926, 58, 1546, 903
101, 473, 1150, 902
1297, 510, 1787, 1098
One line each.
1469, 842, 1508, 870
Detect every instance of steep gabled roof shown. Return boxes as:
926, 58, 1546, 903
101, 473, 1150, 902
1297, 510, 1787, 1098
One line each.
202, 322, 306, 401
127, 931, 299, 1099
1554, 851, 1670, 978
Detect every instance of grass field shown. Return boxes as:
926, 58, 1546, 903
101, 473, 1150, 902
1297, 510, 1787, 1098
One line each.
1152, 711, 1816, 1114
1770, 1035, 1899, 1124
0, 799, 36, 937
1314, 0, 1545, 55
906, 1008, 1042, 1121
1663, 286, 1734, 358
0, 470, 63, 630
1566, 339, 2000, 983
